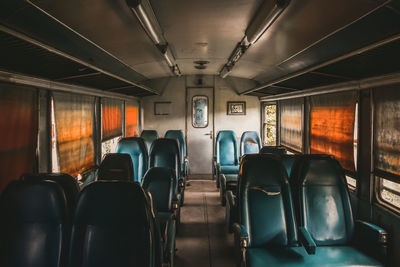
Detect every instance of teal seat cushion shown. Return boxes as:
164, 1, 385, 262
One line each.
220, 165, 239, 174
247, 247, 383, 267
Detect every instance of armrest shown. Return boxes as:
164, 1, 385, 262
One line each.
233, 223, 249, 248
220, 174, 227, 189
226, 190, 236, 209
298, 227, 316, 255
355, 220, 388, 260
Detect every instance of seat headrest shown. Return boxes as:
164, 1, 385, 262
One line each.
117, 137, 148, 155
240, 154, 288, 188
74, 181, 150, 224
150, 138, 180, 157
216, 130, 236, 142
98, 153, 134, 181
141, 130, 159, 139
260, 146, 287, 155
0, 180, 67, 222
165, 130, 184, 140
142, 167, 175, 212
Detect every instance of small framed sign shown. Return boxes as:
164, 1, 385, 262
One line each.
227, 101, 246, 115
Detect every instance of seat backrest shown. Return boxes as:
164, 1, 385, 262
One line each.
280, 155, 301, 178
290, 155, 354, 246
21, 173, 79, 221
69, 181, 158, 267
142, 167, 176, 213
149, 138, 181, 180
216, 130, 239, 166
165, 130, 186, 170
240, 131, 262, 156
0, 180, 67, 267
237, 154, 297, 248
141, 130, 159, 152
259, 145, 287, 155
116, 137, 148, 183
98, 153, 134, 181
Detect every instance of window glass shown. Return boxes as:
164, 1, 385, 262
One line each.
0, 84, 38, 193
125, 102, 139, 137
280, 99, 303, 151
52, 92, 95, 177
101, 136, 121, 159
192, 96, 208, 128
263, 104, 276, 145
102, 98, 122, 141
310, 91, 357, 172
374, 86, 400, 210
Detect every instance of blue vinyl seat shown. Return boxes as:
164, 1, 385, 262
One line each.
165, 130, 189, 178
213, 130, 239, 189
0, 180, 68, 267
240, 131, 262, 157
150, 138, 185, 205
290, 155, 388, 266
68, 181, 162, 267
141, 130, 159, 152
97, 153, 134, 182
21, 173, 79, 224
116, 137, 148, 183
232, 154, 309, 267
142, 167, 179, 267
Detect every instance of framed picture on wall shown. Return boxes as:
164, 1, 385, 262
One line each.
227, 101, 246, 115
154, 101, 171, 115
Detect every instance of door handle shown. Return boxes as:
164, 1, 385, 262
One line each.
204, 131, 213, 139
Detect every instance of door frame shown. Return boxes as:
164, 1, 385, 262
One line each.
185, 86, 215, 175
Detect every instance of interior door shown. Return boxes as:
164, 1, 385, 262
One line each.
186, 88, 214, 178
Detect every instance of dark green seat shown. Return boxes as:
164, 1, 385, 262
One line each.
213, 130, 239, 189
97, 153, 134, 182
141, 130, 159, 152
142, 167, 179, 267
116, 137, 148, 183
259, 145, 287, 155
68, 181, 162, 267
240, 131, 262, 156
165, 130, 189, 178
290, 155, 388, 266
149, 138, 185, 205
232, 154, 303, 267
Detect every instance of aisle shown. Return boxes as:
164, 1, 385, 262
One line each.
175, 180, 235, 267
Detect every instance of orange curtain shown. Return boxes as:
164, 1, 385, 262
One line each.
53, 92, 95, 177
102, 99, 122, 141
125, 103, 138, 137
0, 84, 38, 193
374, 86, 400, 176
280, 99, 303, 152
310, 92, 356, 172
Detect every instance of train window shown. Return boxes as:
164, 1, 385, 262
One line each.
374, 86, 400, 210
52, 92, 96, 177
125, 102, 139, 137
0, 85, 38, 193
101, 99, 123, 157
310, 91, 357, 172
279, 99, 303, 152
263, 104, 276, 145
192, 96, 208, 128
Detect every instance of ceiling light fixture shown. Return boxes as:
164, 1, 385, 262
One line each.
126, 0, 181, 76
219, 0, 289, 78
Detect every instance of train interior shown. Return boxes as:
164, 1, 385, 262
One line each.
1, 0, 400, 266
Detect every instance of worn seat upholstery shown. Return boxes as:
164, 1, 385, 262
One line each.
68, 181, 162, 267
142, 167, 179, 266
141, 130, 159, 152
116, 137, 148, 183
21, 173, 79, 223
213, 130, 239, 189
165, 130, 189, 178
232, 154, 301, 267
97, 153, 134, 181
290, 155, 387, 266
0, 180, 68, 267
150, 138, 185, 205
240, 131, 262, 156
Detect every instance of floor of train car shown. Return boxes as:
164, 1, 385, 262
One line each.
175, 180, 235, 267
